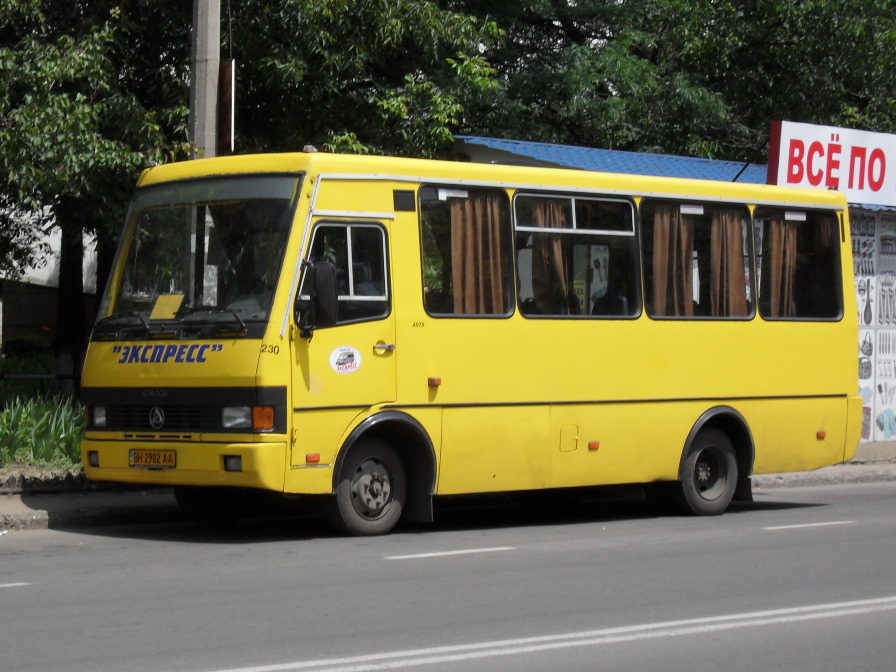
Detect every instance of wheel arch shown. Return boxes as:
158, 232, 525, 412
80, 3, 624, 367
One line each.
335, 411, 437, 523
682, 406, 755, 501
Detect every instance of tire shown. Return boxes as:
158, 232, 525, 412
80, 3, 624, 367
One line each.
324, 438, 406, 536
676, 428, 738, 516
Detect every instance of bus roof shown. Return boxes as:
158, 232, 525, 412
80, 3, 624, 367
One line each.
135, 151, 848, 210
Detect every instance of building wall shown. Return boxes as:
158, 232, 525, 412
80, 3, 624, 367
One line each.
854, 208, 896, 441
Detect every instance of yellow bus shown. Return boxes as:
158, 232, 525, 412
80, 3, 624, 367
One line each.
81, 151, 862, 535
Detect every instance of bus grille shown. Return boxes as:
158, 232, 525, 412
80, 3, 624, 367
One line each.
107, 405, 218, 432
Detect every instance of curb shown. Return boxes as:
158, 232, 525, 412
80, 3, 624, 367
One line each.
0, 507, 49, 532
752, 461, 896, 489
0, 487, 180, 533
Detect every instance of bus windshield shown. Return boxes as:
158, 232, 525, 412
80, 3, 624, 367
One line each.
95, 175, 299, 338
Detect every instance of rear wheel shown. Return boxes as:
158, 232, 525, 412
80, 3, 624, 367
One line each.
677, 428, 738, 515
324, 438, 406, 536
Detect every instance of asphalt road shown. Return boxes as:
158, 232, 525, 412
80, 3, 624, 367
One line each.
2, 482, 895, 672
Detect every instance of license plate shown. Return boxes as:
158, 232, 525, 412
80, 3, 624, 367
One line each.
129, 449, 176, 469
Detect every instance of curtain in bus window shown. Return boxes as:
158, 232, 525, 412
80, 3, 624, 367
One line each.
805, 217, 840, 317
531, 199, 576, 315
449, 192, 512, 314
652, 204, 695, 317
710, 208, 749, 317
768, 215, 797, 318
758, 209, 841, 320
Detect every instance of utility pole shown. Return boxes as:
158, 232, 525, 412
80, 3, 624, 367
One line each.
190, 0, 221, 159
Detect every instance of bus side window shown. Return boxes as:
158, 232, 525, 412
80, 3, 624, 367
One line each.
642, 200, 752, 319
515, 194, 638, 318
419, 186, 513, 316
754, 208, 842, 320
304, 222, 390, 324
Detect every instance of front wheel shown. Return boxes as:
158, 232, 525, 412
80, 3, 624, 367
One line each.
324, 438, 406, 536
677, 428, 738, 516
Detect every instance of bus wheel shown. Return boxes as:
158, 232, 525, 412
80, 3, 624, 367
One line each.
325, 438, 406, 536
678, 428, 738, 516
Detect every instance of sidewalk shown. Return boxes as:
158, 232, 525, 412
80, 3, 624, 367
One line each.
2, 443, 895, 533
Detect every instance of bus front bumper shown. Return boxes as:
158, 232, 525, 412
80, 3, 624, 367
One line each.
81, 437, 287, 491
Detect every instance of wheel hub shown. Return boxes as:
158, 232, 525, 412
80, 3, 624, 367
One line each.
696, 461, 713, 486
351, 459, 392, 517
694, 447, 728, 499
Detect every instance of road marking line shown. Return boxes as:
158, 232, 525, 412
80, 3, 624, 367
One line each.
385, 546, 515, 560
762, 520, 855, 531
0, 582, 31, 589
205, 595, 896, 672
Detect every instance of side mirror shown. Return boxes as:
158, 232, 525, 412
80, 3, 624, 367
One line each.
296, 261, 338, 339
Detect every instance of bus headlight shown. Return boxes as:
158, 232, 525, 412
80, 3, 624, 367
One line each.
221, 406, 275, 431
222, 406, 252, 428
92, 406, 107, 428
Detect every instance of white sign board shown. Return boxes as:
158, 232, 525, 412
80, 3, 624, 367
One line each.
768, 120, 896, 207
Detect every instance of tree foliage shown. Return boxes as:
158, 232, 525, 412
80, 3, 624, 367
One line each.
451, 0, 896, 162
3, 0, 894, 277
0, 1, 191, 277
0, 0, 192, 386
231, 0, 502, 156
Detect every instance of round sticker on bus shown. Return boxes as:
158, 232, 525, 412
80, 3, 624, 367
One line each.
330, 346, 362, 374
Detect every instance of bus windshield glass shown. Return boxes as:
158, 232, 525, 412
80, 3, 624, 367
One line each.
95, 175, 299, 338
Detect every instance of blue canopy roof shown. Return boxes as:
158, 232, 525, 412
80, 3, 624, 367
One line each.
454, 135, 769, 184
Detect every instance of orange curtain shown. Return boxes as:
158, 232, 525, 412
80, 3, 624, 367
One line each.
652, 205, 694, 316
710, 209, 748, 316
768, 216, 797, 317
531, 200, 574, 315
450, 193, 510, 314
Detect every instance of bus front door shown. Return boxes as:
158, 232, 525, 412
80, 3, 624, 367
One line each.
290, 221, 396, 469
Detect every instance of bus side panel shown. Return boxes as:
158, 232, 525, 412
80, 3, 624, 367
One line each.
748, 396, 850, 474
436, 406, 550, 495
290, 408, 359, 466
547, 395, 851, 488
548, 403, 682, 488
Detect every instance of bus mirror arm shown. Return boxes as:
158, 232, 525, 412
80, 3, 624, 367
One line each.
296, 260, 338, 339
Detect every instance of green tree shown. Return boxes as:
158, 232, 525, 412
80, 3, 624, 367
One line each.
231, 0, 502, 157
0, 1, 190, 390
451, 0, 896, 162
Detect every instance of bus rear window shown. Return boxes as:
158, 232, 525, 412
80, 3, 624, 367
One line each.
754, 208, 842, 320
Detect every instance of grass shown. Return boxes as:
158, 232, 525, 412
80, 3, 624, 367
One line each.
0, 395, 84, 473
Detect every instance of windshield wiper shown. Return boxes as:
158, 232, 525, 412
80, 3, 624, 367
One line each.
208, 306, 246, 331
92, 312, 156, 340
177, 306, 247, 332
95, 312, 151, 329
